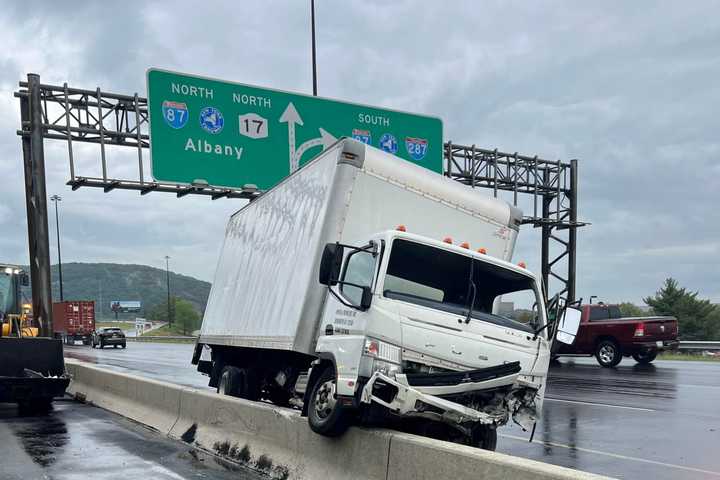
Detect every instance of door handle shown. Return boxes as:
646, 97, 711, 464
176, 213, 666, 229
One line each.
451, 347, 462, 355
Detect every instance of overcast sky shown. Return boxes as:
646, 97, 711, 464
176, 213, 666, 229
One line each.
1, 1, 718, 304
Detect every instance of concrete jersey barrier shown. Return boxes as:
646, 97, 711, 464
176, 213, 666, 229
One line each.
64, 359, 613, 480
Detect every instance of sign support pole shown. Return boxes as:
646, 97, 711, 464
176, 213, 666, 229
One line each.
21, 73, 54, 337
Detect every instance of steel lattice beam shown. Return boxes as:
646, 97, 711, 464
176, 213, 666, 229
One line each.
444, 142, 584, 303
15, 81, 259, 200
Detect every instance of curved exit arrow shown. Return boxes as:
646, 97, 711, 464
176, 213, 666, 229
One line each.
293, 128, 337, 171
280, 102, 337, 172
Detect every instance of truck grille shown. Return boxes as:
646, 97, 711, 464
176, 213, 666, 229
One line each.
404, 361, 521, 387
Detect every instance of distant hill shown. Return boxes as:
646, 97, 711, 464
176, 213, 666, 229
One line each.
22, 263, 211, 320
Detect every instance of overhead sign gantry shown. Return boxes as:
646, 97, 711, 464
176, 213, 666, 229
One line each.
15, 72, 584, 315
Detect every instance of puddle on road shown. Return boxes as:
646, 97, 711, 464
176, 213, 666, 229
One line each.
13, 408, 69, 467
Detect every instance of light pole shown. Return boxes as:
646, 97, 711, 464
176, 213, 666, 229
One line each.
165, 255, 172, 325
311, 0, 317, 96
50, 194, 64, 302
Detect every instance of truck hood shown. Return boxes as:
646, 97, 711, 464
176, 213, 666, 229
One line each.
378, 298, 549, 378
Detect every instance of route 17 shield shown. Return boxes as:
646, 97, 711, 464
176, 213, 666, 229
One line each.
405, 137, 428, 161
161, 101, 189, 129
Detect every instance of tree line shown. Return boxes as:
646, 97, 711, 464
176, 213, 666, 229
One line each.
619, 278, 719, 340
145, 296, 202, 336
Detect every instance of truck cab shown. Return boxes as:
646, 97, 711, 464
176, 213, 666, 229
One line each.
309, 229, 557, 447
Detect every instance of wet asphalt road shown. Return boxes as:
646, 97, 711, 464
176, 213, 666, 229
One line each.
0, 398, 264, 480
54, 344, 720, 479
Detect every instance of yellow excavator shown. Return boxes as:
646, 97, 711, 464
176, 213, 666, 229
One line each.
1, 263, 68, 410
0, 265, 38, 337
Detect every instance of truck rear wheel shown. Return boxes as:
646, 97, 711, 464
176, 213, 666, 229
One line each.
595, 340, 622, 367
217, 366, 261, 400
238, 368, 261, 401
218, 366, 242, 396
307, 366, 351, 437
632, 350, 658, 364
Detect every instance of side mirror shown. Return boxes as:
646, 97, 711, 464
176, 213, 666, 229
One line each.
359, 286, 372, 310
555, 307, 582, 345
319, 243, 344, 286
19, 273, 29, 287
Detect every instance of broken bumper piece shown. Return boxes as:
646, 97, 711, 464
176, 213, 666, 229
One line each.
360, 361, 537, 428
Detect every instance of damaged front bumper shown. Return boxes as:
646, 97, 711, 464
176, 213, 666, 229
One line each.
359, 362, 542, 431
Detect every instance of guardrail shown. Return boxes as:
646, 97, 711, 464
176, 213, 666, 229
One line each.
678, 341, 720, 351
127, 336, 196, 342
64, 359, 612, 480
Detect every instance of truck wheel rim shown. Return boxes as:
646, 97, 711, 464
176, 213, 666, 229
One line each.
314, 380, 336, 419
599, 345, 615, 363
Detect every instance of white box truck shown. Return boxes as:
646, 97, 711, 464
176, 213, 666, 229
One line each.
192, 138, 579, 450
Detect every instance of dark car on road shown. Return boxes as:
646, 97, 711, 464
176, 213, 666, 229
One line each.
91, 327, 126, 349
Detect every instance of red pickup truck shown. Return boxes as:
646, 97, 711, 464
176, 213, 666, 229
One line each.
555, 304, 679, 367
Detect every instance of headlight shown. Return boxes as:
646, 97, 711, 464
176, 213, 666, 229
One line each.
371, 359, 402, 376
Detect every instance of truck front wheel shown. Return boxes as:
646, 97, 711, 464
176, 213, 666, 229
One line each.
632, 350, 658, 364
595, 340, 622, 367
307, 366, 351, 437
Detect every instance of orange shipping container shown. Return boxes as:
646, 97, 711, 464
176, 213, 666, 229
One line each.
52, 301, 95, 339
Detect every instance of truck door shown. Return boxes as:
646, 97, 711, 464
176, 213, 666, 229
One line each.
316, 243, 380, 396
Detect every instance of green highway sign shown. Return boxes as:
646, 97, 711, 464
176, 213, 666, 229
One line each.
146, 69, 443, 190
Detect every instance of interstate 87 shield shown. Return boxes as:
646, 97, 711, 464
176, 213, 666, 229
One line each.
147, 68, 443, 190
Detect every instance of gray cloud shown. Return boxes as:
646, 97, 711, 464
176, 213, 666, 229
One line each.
1, 1, 718, 303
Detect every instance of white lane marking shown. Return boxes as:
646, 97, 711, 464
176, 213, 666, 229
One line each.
544, 397, 655, 412
501, 433, 720, 477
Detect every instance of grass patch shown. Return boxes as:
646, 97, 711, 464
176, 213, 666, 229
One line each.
96, 321, 135, 330
140, 324, 194, 337
658, 352, 720, 362
130, 337, 196, 344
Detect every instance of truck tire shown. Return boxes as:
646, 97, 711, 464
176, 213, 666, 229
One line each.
595, 340, 622, 367
470, 425, 498, 451
307, 366, 351, 437
238, 368, 261, 401
218, 366, 242, 396
632, 350, 658, 364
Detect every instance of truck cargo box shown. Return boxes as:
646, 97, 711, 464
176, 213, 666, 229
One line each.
200, 139, 522, 355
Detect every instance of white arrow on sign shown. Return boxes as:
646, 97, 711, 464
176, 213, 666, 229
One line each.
279, 102, 337, 173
